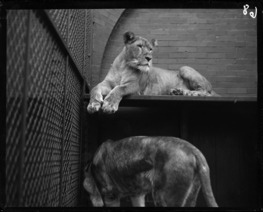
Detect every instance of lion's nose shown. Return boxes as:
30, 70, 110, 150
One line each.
145, 56, 152, 62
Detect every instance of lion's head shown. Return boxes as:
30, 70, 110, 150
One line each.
123, 31, 158, 72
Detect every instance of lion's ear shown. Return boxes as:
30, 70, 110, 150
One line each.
123, 31, 136, 44
151, 39, 158, 47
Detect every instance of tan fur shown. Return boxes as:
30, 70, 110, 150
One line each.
83, 136, 218, 207
87, 32, 219, 114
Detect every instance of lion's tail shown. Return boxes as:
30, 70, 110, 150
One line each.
194, 148, 218, 207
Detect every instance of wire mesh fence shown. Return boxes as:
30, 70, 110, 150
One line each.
6, 9, 91, 207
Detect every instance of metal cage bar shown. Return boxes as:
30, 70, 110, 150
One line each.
19, 10, 31, 206
6, 10, 29, 206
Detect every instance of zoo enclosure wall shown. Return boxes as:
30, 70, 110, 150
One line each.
6, 9, 92, 207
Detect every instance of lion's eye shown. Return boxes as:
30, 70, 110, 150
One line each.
137, 44, 143, 48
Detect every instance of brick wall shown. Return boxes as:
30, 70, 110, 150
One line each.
90, 9, 124, 88
100, 9, 257, 97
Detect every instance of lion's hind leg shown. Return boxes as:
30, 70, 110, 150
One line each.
130, 194, 146, 207
169, 88, 209, 97
152, 182, 194, 207
152, 170, 196, 207
169, 88, 185, 96
178, 66, 213, 96
183, 177, 201, 207
184, 90, 211, 97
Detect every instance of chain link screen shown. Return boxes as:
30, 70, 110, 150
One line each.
6, 9, 91, 207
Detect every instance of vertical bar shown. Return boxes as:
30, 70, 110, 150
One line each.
1, 8, 6, 207
78, 83, 84, 206
257, 6, 263, 207
80, 10, 88, 197
179, 103, 188, 140
77, 10, 87, 206
79, 10, 88, 199
59, 10, 70, 207
87, 9, 93, 90
59, 56, 68, 207
82, 10, 87, 77
19, 10, 31, 206
67, 10, 70, 48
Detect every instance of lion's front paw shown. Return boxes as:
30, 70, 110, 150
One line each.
101, 100, 118, 114
87, 101, 101, 114
169, 88, 184, 95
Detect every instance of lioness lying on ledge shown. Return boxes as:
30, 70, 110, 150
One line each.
83, 136, 218, 207
88, 31, 219, 114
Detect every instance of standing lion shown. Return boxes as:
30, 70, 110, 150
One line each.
88, 31, 219, 114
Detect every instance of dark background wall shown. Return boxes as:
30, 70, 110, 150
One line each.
99, 9, 257, 97
84, 101, 259, 207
